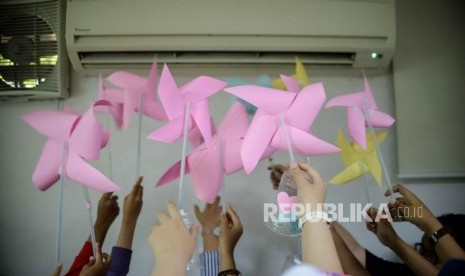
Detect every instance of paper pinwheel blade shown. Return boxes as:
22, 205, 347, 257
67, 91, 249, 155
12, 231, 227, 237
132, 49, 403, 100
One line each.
151, 64, 227, 146
226, 81, 337, 174
329, 130, 387, 187
325, 75, 395, 150
156, 102, 252, 203
272, 57, 309, 91
22, 102, 120, 193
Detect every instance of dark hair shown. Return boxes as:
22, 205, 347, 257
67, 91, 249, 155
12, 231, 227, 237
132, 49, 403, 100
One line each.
437, 214, 465, 250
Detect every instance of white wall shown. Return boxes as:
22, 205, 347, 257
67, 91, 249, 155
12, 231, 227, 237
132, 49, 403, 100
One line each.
393, 0, 465, 176
1, 64, 464, 276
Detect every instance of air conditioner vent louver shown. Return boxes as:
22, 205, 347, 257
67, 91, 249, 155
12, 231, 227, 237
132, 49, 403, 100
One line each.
66, 0, 395, 73
79, 51, 355, 67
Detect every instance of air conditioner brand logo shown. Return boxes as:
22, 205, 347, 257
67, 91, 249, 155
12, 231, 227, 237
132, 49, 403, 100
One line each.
75, 28, 91, 32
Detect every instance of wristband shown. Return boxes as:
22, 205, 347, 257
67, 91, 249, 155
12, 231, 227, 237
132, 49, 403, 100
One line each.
298, 211, 333, 230
218, 268, 241, 276
429, 226, 451, 247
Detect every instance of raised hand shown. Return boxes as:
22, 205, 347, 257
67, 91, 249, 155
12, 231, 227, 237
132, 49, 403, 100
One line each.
218, 204, 243, 273
219, 204, 243, 256
94, 192, 119, 244
51, 263, 62, 276
366, 208, 399, 247
195, 196, 221, 231
96, 193, 120, 225
268, 163, 287, 190
122, 176, 144, 225
115, 176, 144, 250
79, 243, 111, 276
290, 162, 327, 209
148, 202, 199, 276
195, 196, 221, 251
387, 184, 437, 233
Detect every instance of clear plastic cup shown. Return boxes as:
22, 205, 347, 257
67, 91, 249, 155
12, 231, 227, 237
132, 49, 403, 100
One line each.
180, 210, 204, 271
265, 170, 300, 237
277, 170, 297, 198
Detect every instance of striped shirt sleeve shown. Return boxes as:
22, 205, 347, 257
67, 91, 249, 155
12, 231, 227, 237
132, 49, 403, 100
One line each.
200, 251, 219, 276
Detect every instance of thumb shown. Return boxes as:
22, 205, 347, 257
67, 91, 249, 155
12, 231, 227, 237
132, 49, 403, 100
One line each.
368, 208, 379, 221
87, 256, 96, 266
289, 162, 306, 189
51, 263, 62, 276
219, 213, 228, 231
103, 253, 112, 271
94, 242, 102, 263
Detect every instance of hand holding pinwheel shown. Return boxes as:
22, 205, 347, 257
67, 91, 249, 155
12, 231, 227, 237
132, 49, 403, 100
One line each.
22, 100, 120, 264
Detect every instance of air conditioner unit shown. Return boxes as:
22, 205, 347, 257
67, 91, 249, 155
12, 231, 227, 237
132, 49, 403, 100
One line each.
66, 0, 395, 73
0, 0, 69, 100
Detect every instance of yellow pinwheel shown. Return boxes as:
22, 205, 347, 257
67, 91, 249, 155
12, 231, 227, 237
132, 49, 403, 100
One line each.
272, 57, 310, 90
330, 130, 387, 187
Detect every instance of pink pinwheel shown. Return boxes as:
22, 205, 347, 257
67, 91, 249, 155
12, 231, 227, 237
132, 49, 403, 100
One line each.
156, 102, 256, 203
325, 74, 395, 150
97, 74, 124, 128
104, 60, 167, 129
21, 100, 120, 193
147, 64, 227, 145
186, 118, 217, 148
224, 81, 340, 174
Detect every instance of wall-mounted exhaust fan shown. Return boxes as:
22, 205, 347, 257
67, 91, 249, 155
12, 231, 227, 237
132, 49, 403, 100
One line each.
0, 0, 69, 101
